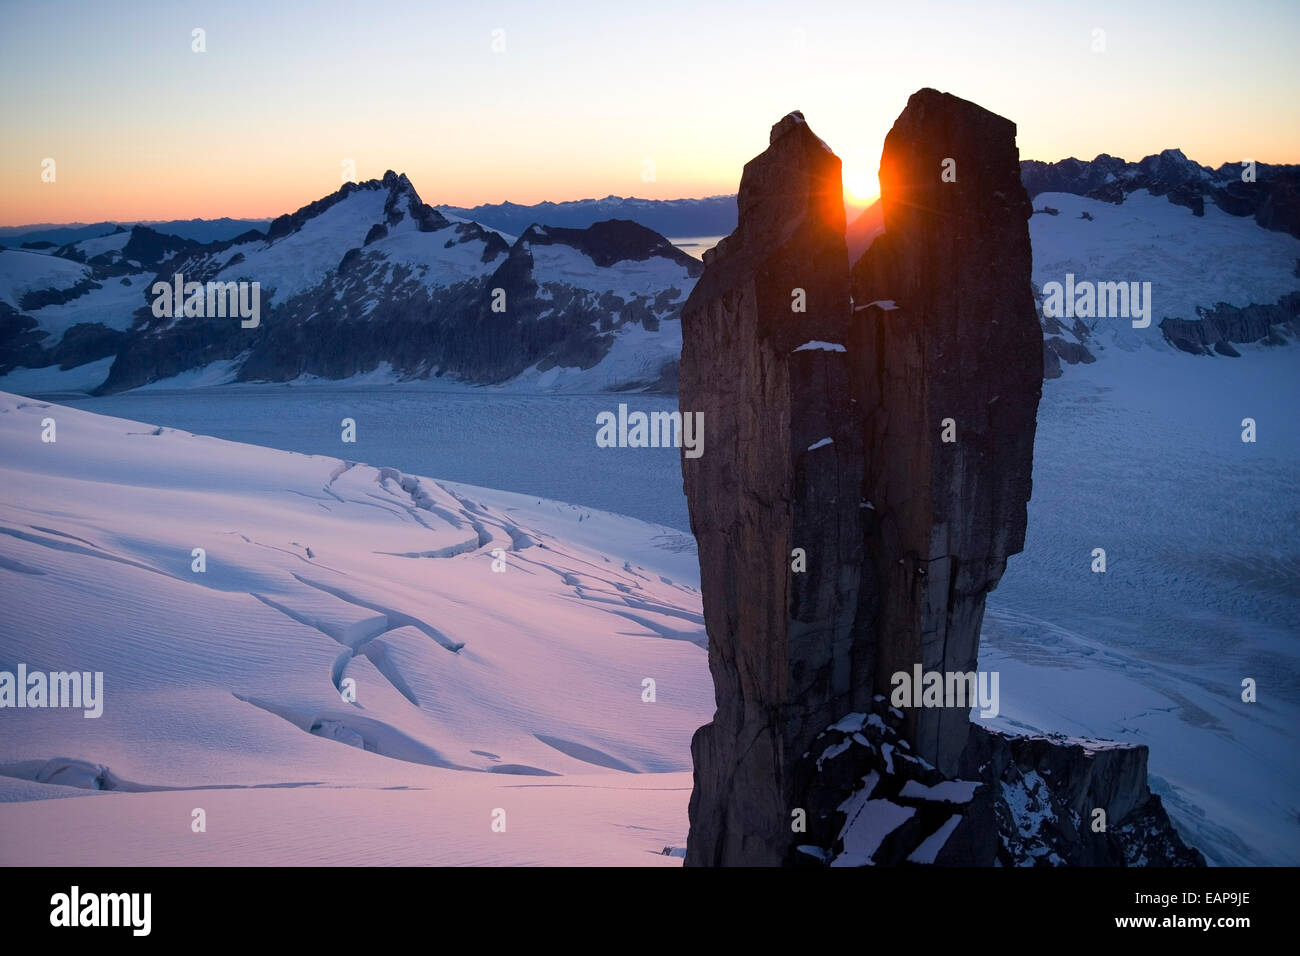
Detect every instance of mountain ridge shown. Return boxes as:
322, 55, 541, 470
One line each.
6, 147, 1297, 248
1, 170, 700, 394
2, 145, 1298, 397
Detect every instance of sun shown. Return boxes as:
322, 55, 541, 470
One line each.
843, 168, 880, 204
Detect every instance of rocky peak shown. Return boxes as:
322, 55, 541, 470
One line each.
121, 225, 200, 269
681, 91, 1202, 866
679, 109, 861, 866
714, 110, 844, 269
1021, 149, 1300, 237
1136, 147, 1211, 185
262, 171, 444, 243
379, 168, 411, 190
853, 86, 1042, 774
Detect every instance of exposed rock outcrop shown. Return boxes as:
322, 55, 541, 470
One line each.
791, 699, 1204, 866
90, 176, 696, 393
849, 88, 1043, 775
680, 91, 1040, 864
1021, 151, 1300, 239
680, 111, 869, 866
1159, 291, 1300, 355
1038, 287, 1097, 380
681, 91, 1199, 867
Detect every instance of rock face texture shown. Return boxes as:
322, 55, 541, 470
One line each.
849, 89, 1044, 775
679, 111, 870, 866
681, 92, 1043, 864
681, 92, 1202, 867
791, 699, 1204, 866
1159, 291, 1300, 355
684, 89, 1202, 867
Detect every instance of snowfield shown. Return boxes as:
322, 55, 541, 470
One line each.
2, 336, 1296, 866
0, 246, 150, 347
1, 184, 1297, 866
982, 344, 1300, 867
0, 393, 710, 864
1030, 189, 1300, 350
0, 247, 92, 309
529, 243, 692, 301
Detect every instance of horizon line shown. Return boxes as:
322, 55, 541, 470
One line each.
4, 145, 1297, 232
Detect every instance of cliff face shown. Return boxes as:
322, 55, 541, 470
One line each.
680, 112, 871, 866
682, 92, 1040, 864
681, 90, 1198, 867
850, 89, 1043, 775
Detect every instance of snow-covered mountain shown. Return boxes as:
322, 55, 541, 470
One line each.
1025, 189, 1300, 376
1020, 149, 1300, 239
0, 172, 700, 395
844, 152, 1300, 379
4, 150, 1298, 398
0, 218, 271, 249
0, 215, 269, 247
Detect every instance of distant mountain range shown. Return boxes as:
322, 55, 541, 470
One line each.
436, 195, 737, 239
0, 197, 738, 252
1, 148, 1296, 396
8, 147, 1295, 251
0, 218, 271, 249
1019, 148, 1300, 238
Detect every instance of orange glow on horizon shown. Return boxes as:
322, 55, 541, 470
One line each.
4, 2, 1299, 230
0, 165, 744, 228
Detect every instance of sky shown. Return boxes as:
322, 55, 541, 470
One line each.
2, 0, 1298, 226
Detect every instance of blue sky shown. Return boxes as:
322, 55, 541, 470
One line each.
2, 0, 1298, 222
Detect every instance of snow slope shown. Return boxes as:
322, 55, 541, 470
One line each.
500, 320, 683, 392
0, 392, 710, 864
984, 344, 1300, 866
0, 248, 93, 310
63, 229, 132, 262
20, 273, 149, 345
203, 186, 501, 305
1030, 189, 1300, 351
0, 331, 1296, 865
529, 241, 693, 301
0, 357, 116, 396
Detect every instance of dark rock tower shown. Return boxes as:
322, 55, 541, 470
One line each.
681, 90, 1043, 865
679, 112, 871, 866
851, 88, 1043, 775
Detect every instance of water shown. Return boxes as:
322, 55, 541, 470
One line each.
64, 386, 692, 531
668, 235, 725, 258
